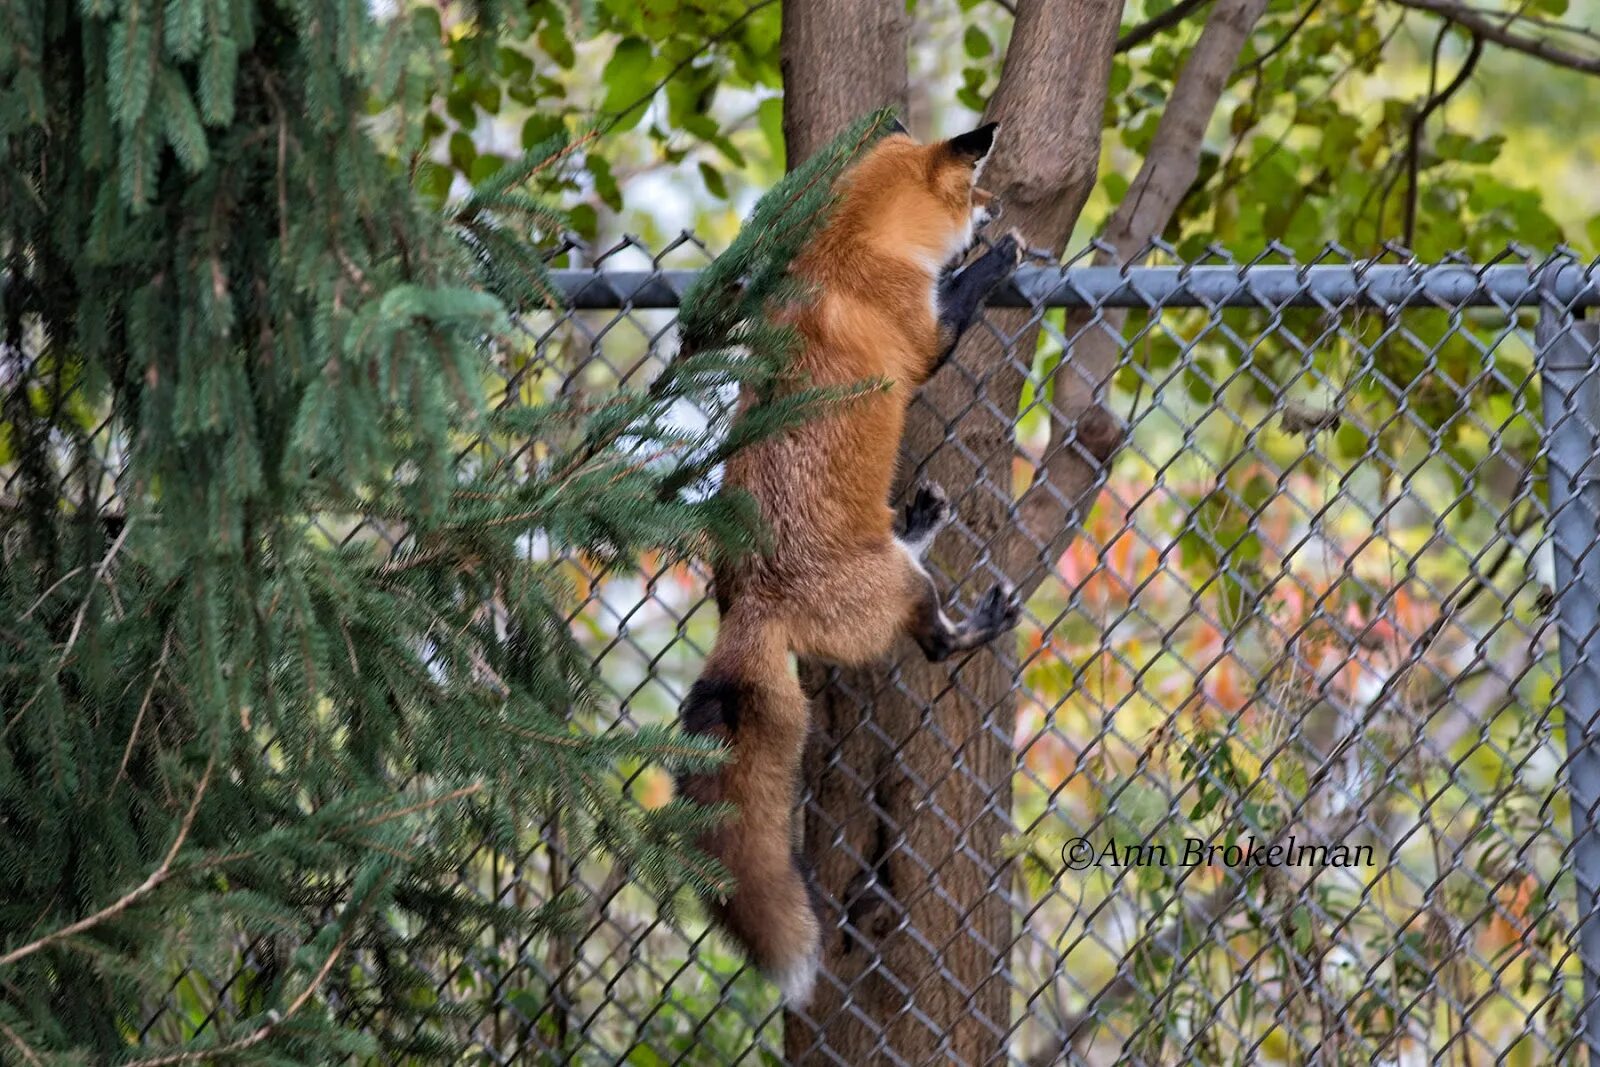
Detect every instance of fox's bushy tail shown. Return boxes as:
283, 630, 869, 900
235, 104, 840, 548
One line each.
676, 614, 821, 1006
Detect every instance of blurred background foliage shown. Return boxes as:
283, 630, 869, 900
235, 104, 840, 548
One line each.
417, 0, 1595, 256
388, 0, 1595, 1058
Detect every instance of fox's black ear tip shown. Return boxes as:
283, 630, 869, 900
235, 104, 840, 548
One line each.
948, 121, 999, 161
888, 115, 909, 135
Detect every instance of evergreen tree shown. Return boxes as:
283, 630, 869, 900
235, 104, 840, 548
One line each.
0, 0, 891, 1057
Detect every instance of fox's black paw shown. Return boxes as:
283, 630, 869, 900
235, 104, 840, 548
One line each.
972, 581, 1023, 637
989, 231, 1022, 267
902, 481, 951, 543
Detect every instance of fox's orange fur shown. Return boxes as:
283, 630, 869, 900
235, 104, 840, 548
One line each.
676, 123, 1021, 1006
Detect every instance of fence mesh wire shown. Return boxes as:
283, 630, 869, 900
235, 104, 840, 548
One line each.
101, 240, 1600, 1064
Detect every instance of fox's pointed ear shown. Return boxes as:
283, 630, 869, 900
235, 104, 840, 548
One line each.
888, 114, 909, 136
946, 121, 999, 164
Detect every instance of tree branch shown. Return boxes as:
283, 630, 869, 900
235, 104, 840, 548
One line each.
0, 1023, 42, 1067
1388, 0, 1600, 74
1117, 0, 1215, 52
1013, 0, 1272, 592
1098, 0, 1272, 261
1403, 29, 1483, 248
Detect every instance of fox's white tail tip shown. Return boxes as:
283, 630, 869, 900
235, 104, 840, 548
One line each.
770, 953, 820, 1008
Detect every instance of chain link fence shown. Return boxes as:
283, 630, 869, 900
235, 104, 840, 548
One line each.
126, 239, 1600, 1064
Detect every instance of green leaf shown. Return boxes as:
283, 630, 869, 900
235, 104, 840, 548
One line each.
757, 96, 785, 167
446, 89, 477, 129
1291, 905, 1314, 954
602, 37, 657, 126
469, 153, 507, 184
522, 113, 565, 151
698, 161, 729, 200
449, 131, 476, 174
415, 161, 454, 207
507, 988, 543, 1017
474, 83, 503, 114
592, 155, 623, 211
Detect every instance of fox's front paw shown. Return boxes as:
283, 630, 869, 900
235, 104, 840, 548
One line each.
902, 481, 952, 545
1006, 228, 1036, 266
987, 231, 1021, 268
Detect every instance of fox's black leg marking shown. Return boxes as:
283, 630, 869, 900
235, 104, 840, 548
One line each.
899, 481, 951, 558
909, 576, 1023, 663
934, 233, 1021, 367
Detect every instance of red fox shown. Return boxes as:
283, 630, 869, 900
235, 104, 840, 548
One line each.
676, 121, 1022, 1007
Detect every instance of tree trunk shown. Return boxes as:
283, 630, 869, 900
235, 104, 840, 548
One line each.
779, 0, 912, 166
780, 2, 1122, 1063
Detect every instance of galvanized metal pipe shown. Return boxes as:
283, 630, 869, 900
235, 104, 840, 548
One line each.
550, 262, 1600, 310
1537, 293, 1600, 1064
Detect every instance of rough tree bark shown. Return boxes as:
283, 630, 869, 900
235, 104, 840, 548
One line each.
780, 2, 1121, 1064
779, 0, 912, 166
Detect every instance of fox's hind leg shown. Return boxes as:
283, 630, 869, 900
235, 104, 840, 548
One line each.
897, 479, 1020, 660
907, 577, 1022, 662
786, 482, 1021, 666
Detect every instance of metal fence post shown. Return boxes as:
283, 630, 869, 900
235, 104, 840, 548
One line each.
1537, 282, 1600, 1063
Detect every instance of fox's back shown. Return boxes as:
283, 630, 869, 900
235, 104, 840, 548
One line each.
716, 129, 992, 605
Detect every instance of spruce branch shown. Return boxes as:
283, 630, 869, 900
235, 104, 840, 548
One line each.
121, 872, 386, 1067
0, 755, 212, 969
0, 1022, 42, 1067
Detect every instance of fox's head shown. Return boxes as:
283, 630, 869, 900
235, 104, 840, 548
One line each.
831, 121, 1000, 273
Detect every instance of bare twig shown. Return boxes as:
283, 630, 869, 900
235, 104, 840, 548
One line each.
18, 565, 86, 621
1388, 0, 1600, 74
1117, 0, 1214, 52
1403, 29, 1484, 249
1, 756, 212, 968
56, 517, 132, 669
1243, 0, 1323, 73
1410, 503, 1537, 656
347, 782, 484, 832
111, 631, 174, 795
0, 1022, 42, 1067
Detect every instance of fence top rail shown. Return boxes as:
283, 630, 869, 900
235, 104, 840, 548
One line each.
550, 261, 1600, 310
